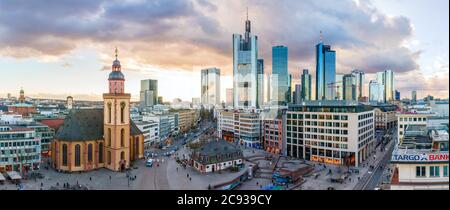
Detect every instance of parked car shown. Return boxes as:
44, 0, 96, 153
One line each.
146, 159, 154, 167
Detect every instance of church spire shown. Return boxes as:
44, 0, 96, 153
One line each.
115, 47, 118, 60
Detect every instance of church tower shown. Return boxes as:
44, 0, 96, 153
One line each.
103, 48, 131, 171
19, 88, 25, 103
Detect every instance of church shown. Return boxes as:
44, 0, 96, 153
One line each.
51, 48, 144, 172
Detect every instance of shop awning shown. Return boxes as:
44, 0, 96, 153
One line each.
6, 171, 22, 180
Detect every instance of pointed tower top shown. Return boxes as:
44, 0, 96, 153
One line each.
246, 7, 248, 20
320, 31, 323, 42
115, 47, 118, 60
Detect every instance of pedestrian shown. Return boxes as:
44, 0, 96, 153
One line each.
109, 175, 111, 180
41, 182, 43, 187
256, 182, 259, 186
187, 173, 189, 178
190, 177, 192, 181
90, 177, 92, 181
176, 167, 178, 172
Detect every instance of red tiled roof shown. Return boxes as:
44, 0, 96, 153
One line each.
40, 119, 65, 131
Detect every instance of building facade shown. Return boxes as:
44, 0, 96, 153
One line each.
51, 49, 144, 172
272, 46, 289, 105
140, 79, 158, 108
315, 37, 336, 100
217, 109, 262, 148
233, 15, 259, 109
0, 126, 41, 173
351, 69, 365, 101
301, 69, 312, 101
343, 74, 357, 101
201, 68, 221, 108
285, 101, 376, 167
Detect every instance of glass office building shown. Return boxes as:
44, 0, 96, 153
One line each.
201, 68, 221, 108
351, 69, 365, 100
233, 16, 259, 108
140, 79, 158, 108
301, 69, 312, 101
272, 46, 289, 105
343, 74, 357, 101
316, 41, 336, 100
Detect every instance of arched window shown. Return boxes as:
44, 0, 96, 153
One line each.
62, 144, 68, 166
88, 143, 93, 162
75, 144, 81, 167
107, 151, 111, 165
120, 128, 125, 147
98, 143, 103, 163
107, 102, 112, 123
120, 102, 126, 123
108, 128, 111, 146
121, 151, 125, 160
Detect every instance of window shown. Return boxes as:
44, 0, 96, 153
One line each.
444, 166, 448, 177
416, 166, 426, 177
121, 129, 125, 147
120, 102, 126, 123
108, 128, 111, 146
62, 144, 68, 166
121, 151, 125, 160
98, 143, 104, 163
88, 144, 93, 162
75, 144, 81, 167
430, 166, 440, 177
107, 102, 112, 123
108, 151, 111, 165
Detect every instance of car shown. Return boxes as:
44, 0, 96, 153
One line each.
146, 159, 154, 167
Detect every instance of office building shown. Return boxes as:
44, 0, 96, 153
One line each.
369, 80, 384, 103
343, 74, 357, 101
395, 90, 401, 101
335, 74, 344, 100
66, 96, 73, 110
390, 126, 448, 190
261, 108, 286, 154
257, 59, 265, 106
226, 88, 233, 107
412, 90, 417, 104
272, 46, 289, 104
301, 69, 312, 101
397, 112, 434, 145
201, 68, 221, 109
351, 69, 365, 100
376, 70, 395, 103
286, 101, 376, 167
233, 14, 259, 109
293, 84, 302, 104
135, 120, 160, 146
217, 109, 261, 148
140, 79, 158, 108
315, 34, 336, 100
0, 125, 41, 173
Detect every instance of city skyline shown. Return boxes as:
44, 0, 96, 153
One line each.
0, 0, 448, 102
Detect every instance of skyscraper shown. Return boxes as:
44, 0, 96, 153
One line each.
384, 70, 395, 102
395, 90, 400, 101
233, 13, 259, 109
201, 68, 221, 108
369, 80, 384, 103
272, 46, 289, 104
343, 74, 356, 101
351, 69, 365, 100
376, 70, 395, 103
257, 59, 264, 106
140, 79, 158, 108
301, 69, 312, 101
335, 74, 344, 100
226, 88, 233, 107
293, 84, 302, 104
412, 90, 417, 104
315, 33, 336, 100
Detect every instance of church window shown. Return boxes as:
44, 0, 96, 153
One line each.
75, 144, 81, 167
121, 128, 125, 147
120, 102, 126, 123
62, 144, 68, 166
88, 143, 93, 162
98, 143, 103, 163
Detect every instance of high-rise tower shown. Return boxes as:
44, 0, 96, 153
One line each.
103, 48, 131, 171
315, 31, 336, 100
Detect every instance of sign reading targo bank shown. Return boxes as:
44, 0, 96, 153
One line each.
391, 152, 449, 163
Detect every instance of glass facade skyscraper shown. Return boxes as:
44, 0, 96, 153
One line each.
343, 74, 357, 101
233, 16, 259, 108
375, 70, 395, 103
201, 68, 221, 108
351, 69, 365, 100
301, 69, 312, 101
335, 74, 344, 100
140, 79, 158, 108
272, 46, 289, 104
369, 80, 384, 103
316, 41, 336, 100
257, 59, 264, 106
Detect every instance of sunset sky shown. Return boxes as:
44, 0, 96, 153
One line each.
0, 0, 448, 102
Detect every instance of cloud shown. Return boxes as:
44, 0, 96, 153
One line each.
0, 0, 432, 95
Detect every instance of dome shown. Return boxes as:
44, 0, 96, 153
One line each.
113, 59, 121, 66
108, 71, 125, 80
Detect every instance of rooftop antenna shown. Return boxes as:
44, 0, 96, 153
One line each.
320, 31, 323, 42
246, 7, 248, 21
